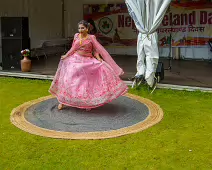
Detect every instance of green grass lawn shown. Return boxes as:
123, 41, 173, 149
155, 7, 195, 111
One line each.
0, 77, 212, 170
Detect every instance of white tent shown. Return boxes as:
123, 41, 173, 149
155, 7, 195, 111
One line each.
125, 0, 171, 87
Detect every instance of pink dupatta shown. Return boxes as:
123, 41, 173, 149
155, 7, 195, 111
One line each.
90, 35, 124, 76
65, 34, 124, 76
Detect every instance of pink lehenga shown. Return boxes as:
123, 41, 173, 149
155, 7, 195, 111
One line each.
49, 33, 128, 109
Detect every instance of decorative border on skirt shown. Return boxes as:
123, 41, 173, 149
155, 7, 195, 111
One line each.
10, 93, 163, 140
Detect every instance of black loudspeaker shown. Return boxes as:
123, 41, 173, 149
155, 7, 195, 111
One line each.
2, 38, 30, 70
1, 17, 29, 38
156, 62, 164, 82
1, 17, 30, 70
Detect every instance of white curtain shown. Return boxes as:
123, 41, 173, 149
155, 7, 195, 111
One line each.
125, 0, 171, 87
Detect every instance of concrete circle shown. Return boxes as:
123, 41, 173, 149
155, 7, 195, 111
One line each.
10, 94, 163, 140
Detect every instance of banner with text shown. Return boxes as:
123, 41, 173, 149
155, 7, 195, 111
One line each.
83, 1, 212, 47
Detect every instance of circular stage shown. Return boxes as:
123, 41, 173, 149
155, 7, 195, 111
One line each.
10, 93, 163, 140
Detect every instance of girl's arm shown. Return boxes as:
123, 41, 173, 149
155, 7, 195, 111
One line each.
94, 51, 103, 62
62, 33, 78, 59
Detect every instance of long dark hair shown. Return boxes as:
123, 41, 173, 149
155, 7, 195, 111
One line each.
87, 18, 97, 35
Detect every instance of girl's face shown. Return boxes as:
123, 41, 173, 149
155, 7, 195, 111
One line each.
78, 24, 88, 34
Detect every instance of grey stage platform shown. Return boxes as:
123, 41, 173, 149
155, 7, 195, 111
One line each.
25, 96, 150, 132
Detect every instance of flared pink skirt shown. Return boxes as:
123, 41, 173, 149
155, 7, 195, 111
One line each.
49, 53, 128, 109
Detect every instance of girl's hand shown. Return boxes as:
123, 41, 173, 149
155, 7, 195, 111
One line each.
98, 58, 103, 62
61, 55, 67, 60
94, 53, 102, 62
